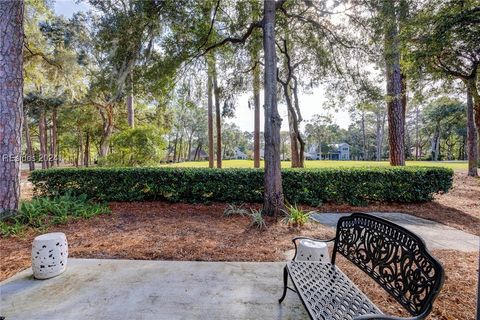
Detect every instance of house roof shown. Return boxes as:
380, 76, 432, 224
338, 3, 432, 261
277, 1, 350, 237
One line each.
189, 149, 208, 157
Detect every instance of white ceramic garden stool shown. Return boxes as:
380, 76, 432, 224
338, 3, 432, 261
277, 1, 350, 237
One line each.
31, 232, 68, 279
295, 239, 330, 263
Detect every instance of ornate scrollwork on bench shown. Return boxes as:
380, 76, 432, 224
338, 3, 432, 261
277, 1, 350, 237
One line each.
279, 213, 445, 320
333, 214, 444, 316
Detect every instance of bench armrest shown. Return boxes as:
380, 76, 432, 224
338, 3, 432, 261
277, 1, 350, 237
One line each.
291, 237, 335, 261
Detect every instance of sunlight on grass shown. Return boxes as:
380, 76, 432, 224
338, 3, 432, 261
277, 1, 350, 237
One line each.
162, 160, 467, 170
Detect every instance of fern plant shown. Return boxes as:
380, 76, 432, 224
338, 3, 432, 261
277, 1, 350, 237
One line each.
0, 193, 110, 237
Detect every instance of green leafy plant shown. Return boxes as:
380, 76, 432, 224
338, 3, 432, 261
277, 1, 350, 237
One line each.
223, 203, 249, 217
30, 167, 453, 205
0, 193, 110, 237
282, 204, 311, 227
249, 209, 267, 230
0, 220, 24, 237
99, 126, 166, 167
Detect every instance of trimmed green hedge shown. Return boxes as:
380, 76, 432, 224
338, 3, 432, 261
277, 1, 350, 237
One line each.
29, 167, 453, 205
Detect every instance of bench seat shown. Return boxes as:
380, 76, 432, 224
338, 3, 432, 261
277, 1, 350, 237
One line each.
279, 213, 444, 320
287, 261, 382, 320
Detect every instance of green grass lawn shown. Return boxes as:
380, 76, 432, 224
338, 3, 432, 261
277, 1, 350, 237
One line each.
163, 159, 467, 170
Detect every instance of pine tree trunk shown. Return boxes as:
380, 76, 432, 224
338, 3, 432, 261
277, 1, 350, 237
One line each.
262, 0, 285, 217
465, 79, 478, 176
56, 145, 60, 166
467, 78, 480, 160
50, 107, 57, 167
253, 58, 261, 168
207, 57, 214, 168
0, 0, 24, 214
173, 132, 178, 162
415, 105, 419, 160
361, 110, 366, 160
23, 109, 35, 171
75, 146, 79, 167
84, 131, 90, 167
187, 135, 193, 161
49, 126, 54, 165
44, 115, 50, 168
127, 73, 134, 128
178, 133, 184, 161
212, 60, 222, 168
380, 109, 386, 160
375, 111, 382, 161
194, 143, 201, 161
432, 125, 440, 161
383, 1, 405, 166
39, 109, 48, 169
78, 128, 84, 166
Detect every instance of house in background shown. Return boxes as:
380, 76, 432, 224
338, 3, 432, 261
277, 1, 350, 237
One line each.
331, 143, 350, 160
234, 148, 248, 160
189, 149, 208, 161
305, 143, 350, 160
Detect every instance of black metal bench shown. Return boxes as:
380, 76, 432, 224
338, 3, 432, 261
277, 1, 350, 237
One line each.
279, 213, 444, 320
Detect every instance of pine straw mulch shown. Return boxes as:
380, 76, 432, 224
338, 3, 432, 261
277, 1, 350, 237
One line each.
1, 201, 478, 319
337, 251, 478, 320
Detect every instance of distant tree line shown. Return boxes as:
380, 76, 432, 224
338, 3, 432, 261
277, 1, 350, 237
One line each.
1, 0, 478, 215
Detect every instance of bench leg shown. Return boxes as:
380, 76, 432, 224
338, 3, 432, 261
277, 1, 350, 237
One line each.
278, 266, 288, 303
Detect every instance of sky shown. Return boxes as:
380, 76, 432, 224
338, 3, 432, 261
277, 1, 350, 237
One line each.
53, 0, 352, 132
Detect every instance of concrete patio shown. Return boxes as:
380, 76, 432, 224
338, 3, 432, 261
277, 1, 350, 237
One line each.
0, 259, 307, 320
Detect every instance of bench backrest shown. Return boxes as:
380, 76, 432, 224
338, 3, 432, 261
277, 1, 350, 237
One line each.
332, 213, 444, 317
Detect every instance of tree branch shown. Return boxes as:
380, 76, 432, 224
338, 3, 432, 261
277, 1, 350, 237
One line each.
23, 42, 62, 70
435, 56, 469, 79
196, 0, 288, 58
279, 7, 363, 51
197, 19, 263, 58
196, 0, 222, 52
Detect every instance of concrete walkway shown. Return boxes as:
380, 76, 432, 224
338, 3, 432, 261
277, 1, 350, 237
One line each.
311, 212, 479, 252
0, 259, 307, 320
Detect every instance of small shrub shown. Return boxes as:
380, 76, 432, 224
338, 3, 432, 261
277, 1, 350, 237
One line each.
249, 209, 267, 230
223, 203, 249, 217
0, 193, 111, 237
282, 204, 311, 227
0, 220, 24, 237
